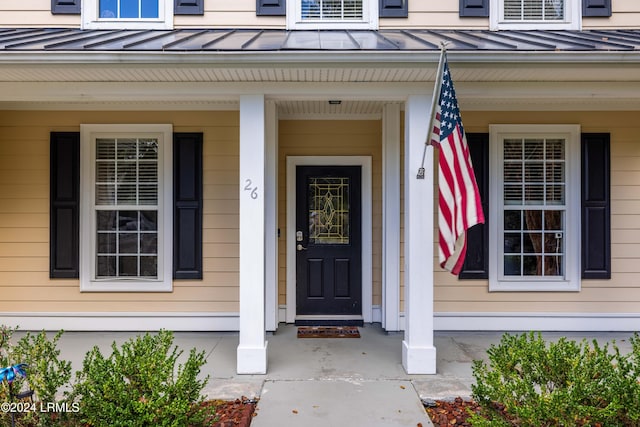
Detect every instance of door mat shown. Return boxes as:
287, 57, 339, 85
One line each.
297, 326, 360, 338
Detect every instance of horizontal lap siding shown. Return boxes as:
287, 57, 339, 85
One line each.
278, 120, 383, 308
0, 110, 240, 313
432, 111, 640, 315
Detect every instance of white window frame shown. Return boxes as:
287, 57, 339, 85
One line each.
490, 0, 581, 30
82, 0, 173, 30
489, 124, 581, 292
286, 0, 379, 30
80, 124, 173, 292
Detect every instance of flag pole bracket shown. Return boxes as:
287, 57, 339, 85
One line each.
416, 167, 425, 179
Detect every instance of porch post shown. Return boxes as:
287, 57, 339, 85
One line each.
402, 95, 437, 374
265, 100, 279, 331
382, 103, 401, 331
237, 94, 268, 374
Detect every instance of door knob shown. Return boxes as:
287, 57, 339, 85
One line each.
296, 244, 307, 251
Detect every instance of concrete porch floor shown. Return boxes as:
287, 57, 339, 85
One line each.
18, 324, 638, 426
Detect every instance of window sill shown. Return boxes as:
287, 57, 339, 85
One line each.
490, 280, 580, 292
81, 279, 173, 292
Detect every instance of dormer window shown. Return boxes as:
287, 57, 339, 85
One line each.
491, 0, 580, 30
288, 0, 378, 29
83, 0, 173, 29
99, 0, 159, 19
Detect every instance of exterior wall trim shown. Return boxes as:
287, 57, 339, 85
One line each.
285, 156, 373, 324
0, 313, 239, 331
423, 313, 640, 332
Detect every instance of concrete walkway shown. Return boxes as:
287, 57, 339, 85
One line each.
28, 324, 638, 427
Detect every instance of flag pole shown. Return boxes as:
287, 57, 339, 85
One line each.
417, 43, 448, 180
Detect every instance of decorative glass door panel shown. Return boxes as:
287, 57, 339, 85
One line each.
308, 177, 350, 245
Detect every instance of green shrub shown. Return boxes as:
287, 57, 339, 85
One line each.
70, 330, 210, 427
470, 332, 640, 427
0, 326, 73, 427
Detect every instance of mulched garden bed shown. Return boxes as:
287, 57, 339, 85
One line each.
201, 397, 257, 427
424, 397, 482, 427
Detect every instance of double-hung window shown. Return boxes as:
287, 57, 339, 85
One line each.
489, 125, 580, 292
490, 0, 581, 30
80, 124, 173, 292
82, 0, 173, 29
288, 0, 379, 29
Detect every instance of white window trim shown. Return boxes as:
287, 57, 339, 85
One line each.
286, 0, 379, 30
489, 124, 581, 292
82, 0, 173, 30
489, 0, 581, 30
80, 124, 173, 292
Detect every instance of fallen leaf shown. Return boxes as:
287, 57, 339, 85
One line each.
400, 385, 406, 389
292, 409, 298, 414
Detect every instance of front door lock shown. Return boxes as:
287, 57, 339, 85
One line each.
296, 231, 303, 242
296, 244, 307, 251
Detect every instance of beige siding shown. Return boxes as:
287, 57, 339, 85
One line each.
2, 0, 638, 30
432, 111, 640, 315
0, 110, 240, 313
277, 120, 383, 308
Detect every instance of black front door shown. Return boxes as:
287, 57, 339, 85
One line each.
296, 165, 362, 317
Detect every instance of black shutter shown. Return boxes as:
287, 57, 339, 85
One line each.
256, 0, 286, 16
174, 0, 204, 15
173, 133, 203, 279
51, 0, 81, 14
459, 0, 489, 17
379, 0, 408, 18
583, 0, 611, 17
459, 133, 489, 279
50, 132, 80, 278
581, 133, 610, 279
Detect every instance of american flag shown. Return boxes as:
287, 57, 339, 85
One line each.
430, 53, 485, 275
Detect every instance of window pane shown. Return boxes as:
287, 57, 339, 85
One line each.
140, 234, 157, 254
504, 255, 521, 275
117, 184, 137, 204
140, 256, 157, 276
117, 138, 137, 159
523, 255, 538, 275
99, 0, 117, 17
504, 210, 521, 230
119, 256, 138, 276
119, 233, 138, 254
544, 256, 563, 275
141, 0, 159, 18
97, 233, 116, 253
504, 233, 521, 253
119, 211, 138, 231
140, 211, 157, 231
97, 256, 116, 277
544, 211, 562, 231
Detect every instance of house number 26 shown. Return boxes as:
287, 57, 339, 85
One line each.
244, 179, 258, 200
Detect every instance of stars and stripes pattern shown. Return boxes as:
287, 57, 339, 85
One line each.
430, 53, 485, 275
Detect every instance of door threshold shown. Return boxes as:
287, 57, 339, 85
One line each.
295, 315, 364, 327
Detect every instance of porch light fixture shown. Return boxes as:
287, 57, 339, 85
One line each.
328, 100, 342, 105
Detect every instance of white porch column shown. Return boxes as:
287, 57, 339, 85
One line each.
265, 100, 279, 332
237, 94, 268, 374
382, 103, 401, 331
402, 95, 437, 374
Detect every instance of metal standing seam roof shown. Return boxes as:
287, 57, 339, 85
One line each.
1, 28, 640, 52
